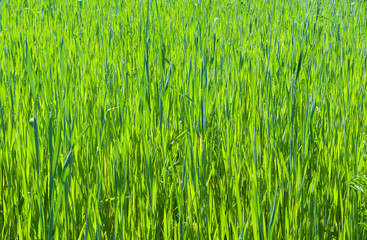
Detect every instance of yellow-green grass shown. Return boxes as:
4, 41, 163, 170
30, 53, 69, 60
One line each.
1, 0, 367, 239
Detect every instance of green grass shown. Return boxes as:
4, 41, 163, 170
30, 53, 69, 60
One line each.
1, 0, 367, 238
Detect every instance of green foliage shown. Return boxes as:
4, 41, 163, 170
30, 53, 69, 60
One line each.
1, 0, 367, 239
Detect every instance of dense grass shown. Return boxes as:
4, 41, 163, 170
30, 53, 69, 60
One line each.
1, 0, 367, 238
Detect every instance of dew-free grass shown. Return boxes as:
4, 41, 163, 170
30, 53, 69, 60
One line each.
1, 0, 367, 239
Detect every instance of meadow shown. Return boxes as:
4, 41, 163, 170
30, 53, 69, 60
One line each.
1, 0, 367, 239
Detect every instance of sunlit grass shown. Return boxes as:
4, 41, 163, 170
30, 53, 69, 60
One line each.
1, 0, 367, 239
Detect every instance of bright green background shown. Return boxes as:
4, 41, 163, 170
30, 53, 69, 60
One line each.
1, 0, 367, 239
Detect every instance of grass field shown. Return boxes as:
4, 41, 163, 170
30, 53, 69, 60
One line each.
1, 0, 367, 239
